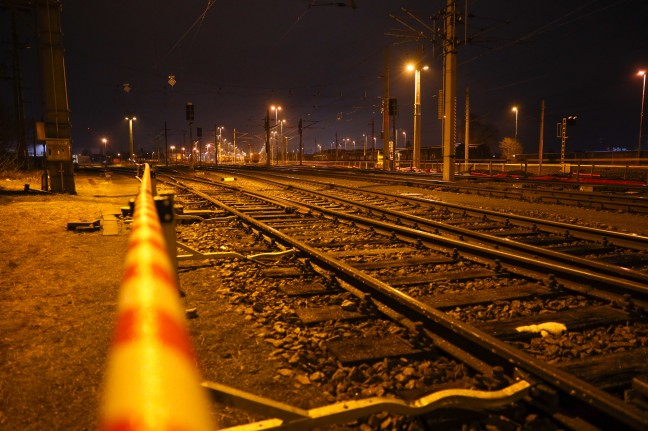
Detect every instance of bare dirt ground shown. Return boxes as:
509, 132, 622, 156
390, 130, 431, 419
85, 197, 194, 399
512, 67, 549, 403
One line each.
0, 171, 138, 430
1, 169, 647, 430
0, 171, 341, 431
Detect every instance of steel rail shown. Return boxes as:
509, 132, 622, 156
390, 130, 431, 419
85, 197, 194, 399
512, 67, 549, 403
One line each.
243, 169, 648, 252
183, 170, 648, 288
167, 176, 648, 430
276, 182, 648, 286
217, 165, 648, 212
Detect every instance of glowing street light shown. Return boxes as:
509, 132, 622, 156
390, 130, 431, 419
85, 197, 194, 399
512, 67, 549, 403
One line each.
124, 116, 136, 161
407, 62, 428, 169
217, 126, 224, 164
511, 106, 519, 141
271, 105, 282, 164
280, 119, 286, 163
101, 137, 108, 159
638, 70, 646, 154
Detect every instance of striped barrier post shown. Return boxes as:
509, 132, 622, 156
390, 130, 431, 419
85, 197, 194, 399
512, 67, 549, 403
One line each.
98, 163, 215, 431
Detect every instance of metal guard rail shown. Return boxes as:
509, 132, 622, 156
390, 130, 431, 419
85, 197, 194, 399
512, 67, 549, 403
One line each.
98, 163, 214, 431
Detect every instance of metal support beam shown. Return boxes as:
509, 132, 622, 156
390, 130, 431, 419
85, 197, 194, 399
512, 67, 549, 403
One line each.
442, 0, 456, 181
37, 0, 75, 193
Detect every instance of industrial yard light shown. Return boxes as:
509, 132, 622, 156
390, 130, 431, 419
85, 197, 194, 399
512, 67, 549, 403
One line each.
638, 70, 646, 155
407, 62, 428, 169
101, 138, 108, 160
217, 126, 224, 164
511, 107, 518, 141
125, 116, 136, 161
271, 106, 282, 163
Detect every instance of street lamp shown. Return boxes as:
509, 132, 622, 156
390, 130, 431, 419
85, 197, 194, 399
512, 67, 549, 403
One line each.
511, 106, 518, 141
101, 138, 108, 161
280, 119, 286, 163
407, 62, 428, 169
638, 70, 646, 154
271, 105, 282, 164
170, 145, 175, 163
124, 116, 136, 161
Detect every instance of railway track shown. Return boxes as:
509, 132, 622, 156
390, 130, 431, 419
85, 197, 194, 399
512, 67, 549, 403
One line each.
196, 168, 648, 277
147, 168, 648, 430
218, 165, 648, 214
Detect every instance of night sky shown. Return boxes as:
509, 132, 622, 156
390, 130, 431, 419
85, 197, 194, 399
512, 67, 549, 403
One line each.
53, 0, 648, 157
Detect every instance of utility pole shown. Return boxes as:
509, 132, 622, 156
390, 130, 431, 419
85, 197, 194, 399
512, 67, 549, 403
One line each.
37, 0, 75, 193
370, 117, 375, 167
464, 86, 470, 172
197, 127, 203, 163
411, 45, 424, 170
298, 119, 303, 166
186, 102, 194, 168
559, 115, 577, 174
391, 98, 397, 170
10, 6, 28, 169
442, 0, 457, 181
213, 125, 218, 165
539, 100, 545, 174
335, 132, 339, 163
265, 110, 271, 167
382, 46, 390, 171
164, 121, 168, 166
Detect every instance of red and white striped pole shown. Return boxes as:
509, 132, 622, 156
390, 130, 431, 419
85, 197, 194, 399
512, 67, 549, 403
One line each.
98, 164, 214, 431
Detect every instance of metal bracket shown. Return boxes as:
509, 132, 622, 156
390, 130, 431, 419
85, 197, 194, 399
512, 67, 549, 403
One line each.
202, 379, 531, 431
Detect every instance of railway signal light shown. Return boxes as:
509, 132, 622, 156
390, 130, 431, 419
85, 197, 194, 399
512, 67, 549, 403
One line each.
186, 102, 194, 122
389, 98, 398, 116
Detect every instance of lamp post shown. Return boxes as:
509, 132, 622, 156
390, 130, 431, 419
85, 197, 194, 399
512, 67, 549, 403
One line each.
217, 126, 224, 164
638, 70, 646, 155
280, 119, 286, 163
511, 106, 518, 141
170, 145, 175, 164
271, 105, 282, 164
407, 62, 428, 170
101, 138, 108, 162
125, 116, 136, 161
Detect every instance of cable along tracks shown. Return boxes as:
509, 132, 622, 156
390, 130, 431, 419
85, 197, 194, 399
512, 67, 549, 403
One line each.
160, 172, 648, 430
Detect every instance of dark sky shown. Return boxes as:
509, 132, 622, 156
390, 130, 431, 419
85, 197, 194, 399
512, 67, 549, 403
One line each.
55, 0, 648, 156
